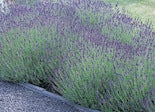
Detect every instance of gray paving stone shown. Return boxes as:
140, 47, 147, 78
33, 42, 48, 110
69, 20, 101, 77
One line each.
0, 81, 80, 112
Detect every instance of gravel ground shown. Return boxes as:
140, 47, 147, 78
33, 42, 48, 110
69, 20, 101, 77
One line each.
0, 81, 81, 112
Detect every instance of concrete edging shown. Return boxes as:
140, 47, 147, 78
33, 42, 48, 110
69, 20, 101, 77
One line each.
19, 83, 100, 112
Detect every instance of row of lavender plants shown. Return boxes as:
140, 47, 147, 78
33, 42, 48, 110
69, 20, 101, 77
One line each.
0, 0, 154, 111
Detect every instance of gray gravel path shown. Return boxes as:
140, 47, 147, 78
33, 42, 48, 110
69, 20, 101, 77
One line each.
0, 81, 80, 112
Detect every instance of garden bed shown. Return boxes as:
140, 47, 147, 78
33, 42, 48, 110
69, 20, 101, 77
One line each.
0, 0, 154, 112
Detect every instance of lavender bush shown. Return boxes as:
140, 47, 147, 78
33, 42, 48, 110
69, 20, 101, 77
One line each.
0, 0, 154, 111
0, 26, 59, 84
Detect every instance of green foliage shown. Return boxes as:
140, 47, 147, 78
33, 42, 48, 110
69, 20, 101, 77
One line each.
0, 26, 59, 84
53, 44, 154, 111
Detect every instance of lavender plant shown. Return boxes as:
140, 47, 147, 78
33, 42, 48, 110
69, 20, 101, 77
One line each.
0, 0, 154, 112
0, 26, 58, 84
